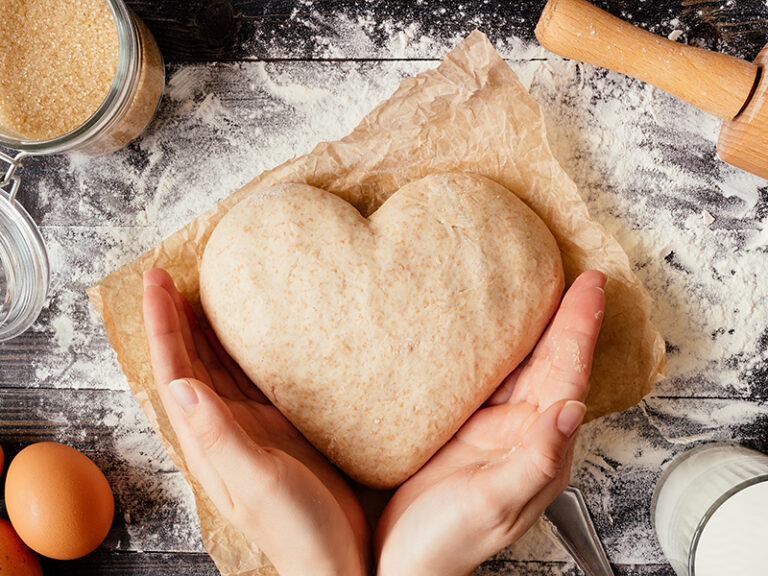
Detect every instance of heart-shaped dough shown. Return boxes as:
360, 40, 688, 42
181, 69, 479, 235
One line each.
200, 173, 564, 488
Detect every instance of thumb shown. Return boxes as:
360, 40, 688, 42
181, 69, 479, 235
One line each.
521, 399, 586, 483
494, 400, 585, 541
164, 378, 269, 519
484, 399, 585, 511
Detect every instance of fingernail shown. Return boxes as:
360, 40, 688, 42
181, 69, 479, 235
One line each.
143, 270, 159, 289
169, 379, 199, 415
593, 270, 607, 288
557, 401, 587, 437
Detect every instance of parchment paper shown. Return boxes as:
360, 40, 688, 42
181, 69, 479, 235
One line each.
88, 31, 666, 575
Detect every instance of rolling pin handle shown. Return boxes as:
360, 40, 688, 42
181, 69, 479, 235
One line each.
535, 0, 759, 120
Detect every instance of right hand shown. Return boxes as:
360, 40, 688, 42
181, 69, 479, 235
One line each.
374, 271, 606, 576
142, 268, 369, 576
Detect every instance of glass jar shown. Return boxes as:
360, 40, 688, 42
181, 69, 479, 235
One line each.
651, 442, 768, 576
0, 0, 164, 342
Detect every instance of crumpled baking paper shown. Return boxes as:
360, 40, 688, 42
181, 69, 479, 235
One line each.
88, 30, 666, 576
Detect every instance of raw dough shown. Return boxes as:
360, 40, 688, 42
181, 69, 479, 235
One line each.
200, 173, 564, 488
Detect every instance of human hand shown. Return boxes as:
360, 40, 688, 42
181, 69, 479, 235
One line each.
142, 268, 369, 576
374, 270, 606, 576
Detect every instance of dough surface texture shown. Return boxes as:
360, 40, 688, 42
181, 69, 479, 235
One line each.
200, 173, 564, 488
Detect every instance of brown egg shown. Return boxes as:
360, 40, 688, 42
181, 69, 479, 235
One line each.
5, 442, 115, 560
0, 519, 42, 576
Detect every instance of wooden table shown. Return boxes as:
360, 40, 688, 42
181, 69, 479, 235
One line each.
2, 1, 768, 574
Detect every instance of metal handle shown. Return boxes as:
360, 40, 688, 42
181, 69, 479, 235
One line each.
0, 150, 26, 205
544, 485, 616, 576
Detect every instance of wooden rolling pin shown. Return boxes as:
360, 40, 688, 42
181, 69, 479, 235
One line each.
535, 0, 768, 180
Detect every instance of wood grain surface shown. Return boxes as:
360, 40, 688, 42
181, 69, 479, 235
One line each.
2, 1, 768, 575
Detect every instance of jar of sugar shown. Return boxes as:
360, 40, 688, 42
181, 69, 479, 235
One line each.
0, 0, 164, 341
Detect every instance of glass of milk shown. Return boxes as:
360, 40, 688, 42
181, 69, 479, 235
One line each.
651, 442, 768, 576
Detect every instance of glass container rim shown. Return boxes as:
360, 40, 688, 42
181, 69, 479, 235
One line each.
0, 0, 139, 154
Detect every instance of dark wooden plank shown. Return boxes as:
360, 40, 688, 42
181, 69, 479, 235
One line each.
38, 553, 678, 576
40, 551, 218, 576
123, 0, 768, 63
477, 561, 676, 576
37, 550, 679, 576
0, 287, 124, 390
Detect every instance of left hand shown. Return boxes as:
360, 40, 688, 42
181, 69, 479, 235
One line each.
143, 268, 370, 576
374, 270, 606, 576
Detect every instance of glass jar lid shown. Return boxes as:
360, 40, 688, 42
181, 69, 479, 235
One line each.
0, 153, 49, 342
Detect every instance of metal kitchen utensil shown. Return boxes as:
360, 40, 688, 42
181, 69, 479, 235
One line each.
545, 485, 615, 576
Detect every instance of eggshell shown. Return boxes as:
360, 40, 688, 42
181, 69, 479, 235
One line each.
0, 519, 42, 576
5, 442, 115, 560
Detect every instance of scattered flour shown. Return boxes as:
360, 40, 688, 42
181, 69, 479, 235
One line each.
50, 312, 74, 350
528, 55, 768, 400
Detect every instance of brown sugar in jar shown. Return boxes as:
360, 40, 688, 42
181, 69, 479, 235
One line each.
0, 0, 164, 154
0, 0, 119, 141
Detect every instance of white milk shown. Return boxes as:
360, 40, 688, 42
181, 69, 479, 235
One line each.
651, 443, 768, 576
